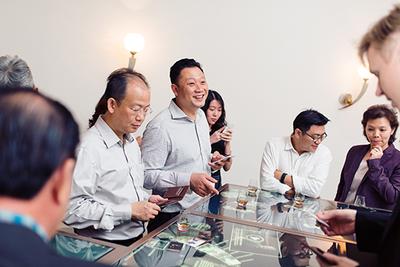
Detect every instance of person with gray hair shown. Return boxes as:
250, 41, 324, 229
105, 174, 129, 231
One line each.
0, 55, 34, 91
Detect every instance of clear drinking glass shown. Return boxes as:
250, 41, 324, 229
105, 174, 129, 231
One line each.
236, 191, 249, 209
247, 177, 258, 197
354, 195, 366, 207
294, 192, 305, 208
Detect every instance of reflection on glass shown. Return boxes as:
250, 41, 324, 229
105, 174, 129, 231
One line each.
115, 213, 335, 267
279, 234, 312, 267
50, 234, 112, 262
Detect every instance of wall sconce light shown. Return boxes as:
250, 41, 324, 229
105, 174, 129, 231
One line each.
339, 66, 371, 109
124, 33, 145, 70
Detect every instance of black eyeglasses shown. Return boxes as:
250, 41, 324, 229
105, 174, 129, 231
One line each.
303, 132, 328, 143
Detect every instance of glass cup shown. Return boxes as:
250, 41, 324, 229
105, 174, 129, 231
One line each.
294, 192, 305, 208
354, 195, 366, 207
247, 177, 258, 197
177, 216, 190, 232
236, 191, 249, 209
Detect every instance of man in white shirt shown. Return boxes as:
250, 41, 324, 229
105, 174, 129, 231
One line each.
259, 109, 332, 198
65, 68, 166, 246
141, 58, 223, 232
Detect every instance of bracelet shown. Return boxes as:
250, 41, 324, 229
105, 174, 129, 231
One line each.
280, 173, 287, 184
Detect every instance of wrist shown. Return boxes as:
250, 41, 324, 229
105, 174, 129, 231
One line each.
280, 173, 287, 184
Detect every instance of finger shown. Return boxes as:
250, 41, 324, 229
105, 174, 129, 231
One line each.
205, 175, 218, 183
150, 203, 161, 212
197, 189, 206, 197
217, 127, 225, 133
205, 182, 219, 195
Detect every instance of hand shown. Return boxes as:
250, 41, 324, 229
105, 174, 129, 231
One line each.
210, 127, 225, 144
209, 151, 226, 171
284, 189, 295, 199
220, 127, 232, 143
316, 209, 356, 236
317, 252, 359, 267
190, 173, 219, 197
274, 169, 282, 180
370, 146, 383, 160
148, 195, 168, 205
131, 201, 161, 221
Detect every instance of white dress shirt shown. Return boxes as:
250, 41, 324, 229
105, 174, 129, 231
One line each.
141, 99, 211, 213
64, 116, 148, 240
259, 136, 332, 198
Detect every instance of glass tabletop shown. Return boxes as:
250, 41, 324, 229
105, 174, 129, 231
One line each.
50, 232, 114, 262
115, 213, 347, 267
190, 184, 355, 244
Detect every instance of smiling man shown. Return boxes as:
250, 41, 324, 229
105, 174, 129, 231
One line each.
260, 109, 332, 198
65, 68, 165, 246
141, 58, 221, 232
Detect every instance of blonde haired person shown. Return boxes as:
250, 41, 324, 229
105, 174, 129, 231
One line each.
317, 5, 400, 267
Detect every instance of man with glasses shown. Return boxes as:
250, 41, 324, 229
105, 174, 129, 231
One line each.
260, 109, 332, 198
65, 68, 166, 246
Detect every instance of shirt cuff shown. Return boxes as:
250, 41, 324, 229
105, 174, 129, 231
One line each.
292, 174, 304, 192
278, 183, 291, 195
111, 203, 132, 221
175, 172, 191, 187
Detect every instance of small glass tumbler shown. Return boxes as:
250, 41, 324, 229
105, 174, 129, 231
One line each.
354, 195, 366, 207
294, 192, 305, 208
177, 216, 190, 232
236, 191, 249, 209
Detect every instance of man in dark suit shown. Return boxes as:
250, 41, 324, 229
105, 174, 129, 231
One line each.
317, 4, 400, 267
0, 89, 108, 266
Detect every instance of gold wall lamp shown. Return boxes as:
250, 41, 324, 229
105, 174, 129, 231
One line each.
339, 66, 371, 109
124, 33, 145, 70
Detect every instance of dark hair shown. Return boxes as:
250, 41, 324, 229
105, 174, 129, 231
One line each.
0, 89, 80, 199
169, 58, 203, 84
89, 68, 149, 127
201, 90, 226, 133
362, 104, 398, 144
292, 109, 330, 133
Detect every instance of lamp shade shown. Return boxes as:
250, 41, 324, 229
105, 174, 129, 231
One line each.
357, 66, 371, 80
124, 33, 145, 54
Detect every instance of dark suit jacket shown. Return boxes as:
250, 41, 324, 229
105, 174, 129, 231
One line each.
335, 144, 400, 210
0, 222, 108, 267
356, 201, 400, 266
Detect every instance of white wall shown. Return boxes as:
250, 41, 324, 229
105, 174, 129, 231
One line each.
2, 0, 399, 199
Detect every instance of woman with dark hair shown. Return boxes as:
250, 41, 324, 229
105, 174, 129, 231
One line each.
201, 90, 233, 189
335, 104, 400, 210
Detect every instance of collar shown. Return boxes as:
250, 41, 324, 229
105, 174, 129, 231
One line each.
95, 116, 135, 148
384, 143, 396, 156
284, 136, 313, 155
169, 99, 201, 121
0, 210, 48, 242
284, 136, 297, 152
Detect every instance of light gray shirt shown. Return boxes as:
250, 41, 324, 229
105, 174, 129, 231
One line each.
141, 100, 211, 213
64, 116, 148, 240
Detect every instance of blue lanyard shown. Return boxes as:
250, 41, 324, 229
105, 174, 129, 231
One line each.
0, 210, 48, 241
